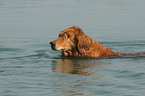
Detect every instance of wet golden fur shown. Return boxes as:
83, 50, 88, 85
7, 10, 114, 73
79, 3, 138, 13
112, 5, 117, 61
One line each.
50, 26, 120, 58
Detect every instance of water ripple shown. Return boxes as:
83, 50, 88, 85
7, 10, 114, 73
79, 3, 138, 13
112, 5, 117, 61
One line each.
0, 47, 23, 52
130, 73, 145, 78
0, 53, 51, 60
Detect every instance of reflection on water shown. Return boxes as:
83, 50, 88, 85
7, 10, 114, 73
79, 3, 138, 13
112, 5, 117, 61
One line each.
56, 89, 84, 96
51, 59, 104, 95
52, 59, 102, 76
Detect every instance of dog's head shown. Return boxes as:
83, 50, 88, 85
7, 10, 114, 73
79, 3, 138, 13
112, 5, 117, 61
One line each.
50, 26, 92, 56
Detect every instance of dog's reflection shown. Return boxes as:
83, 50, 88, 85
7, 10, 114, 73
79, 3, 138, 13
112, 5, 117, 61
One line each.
51, 59, 102, 76
51, 59, 104, 95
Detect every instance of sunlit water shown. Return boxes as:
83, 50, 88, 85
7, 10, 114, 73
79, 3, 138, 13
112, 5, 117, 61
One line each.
0, 0, 145, 96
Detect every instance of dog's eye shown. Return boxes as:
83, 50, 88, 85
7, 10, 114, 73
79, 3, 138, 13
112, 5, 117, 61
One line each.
67, 35, 70, 38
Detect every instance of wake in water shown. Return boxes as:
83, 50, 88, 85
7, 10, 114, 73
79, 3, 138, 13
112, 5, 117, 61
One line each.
106, 53, 145, 59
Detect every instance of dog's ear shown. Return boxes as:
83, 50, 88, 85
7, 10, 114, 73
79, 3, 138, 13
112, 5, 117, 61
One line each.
76, 35, 92, 55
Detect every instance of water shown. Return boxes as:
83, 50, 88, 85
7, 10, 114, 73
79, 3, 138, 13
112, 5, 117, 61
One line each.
0, 0, 145, 96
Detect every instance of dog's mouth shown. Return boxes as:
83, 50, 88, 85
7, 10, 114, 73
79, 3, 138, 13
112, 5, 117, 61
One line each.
51, 45, 56, 50
50, 44, 66, 51
59, 48, 67, 51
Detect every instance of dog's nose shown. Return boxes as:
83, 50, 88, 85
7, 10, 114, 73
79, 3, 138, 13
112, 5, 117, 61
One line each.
50, 41, 55, 45
50, 41, 56, 50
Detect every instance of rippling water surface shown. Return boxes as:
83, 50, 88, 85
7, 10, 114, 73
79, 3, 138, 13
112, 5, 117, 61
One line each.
0, 0, 145, 96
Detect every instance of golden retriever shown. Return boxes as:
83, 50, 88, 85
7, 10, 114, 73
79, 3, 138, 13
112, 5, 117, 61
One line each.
50, 26, 121, 58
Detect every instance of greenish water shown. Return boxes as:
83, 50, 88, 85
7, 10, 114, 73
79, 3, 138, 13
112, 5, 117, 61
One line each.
0, 0, 145, 96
